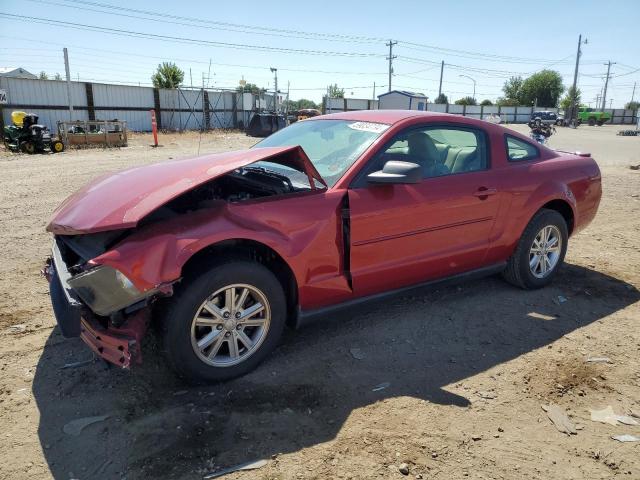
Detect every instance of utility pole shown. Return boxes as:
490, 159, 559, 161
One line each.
325, 85, 330, 114
601, 60, 615, 111
386, 40, 397, 92
631, 81, 636, 103
284, 81, 290, 117
372, 82, 376, 102
63, 47, 73, 120
270, 67, 278, 111
609, 99, 613, 109
438, 60, 444, 97
568, 34, 586, 127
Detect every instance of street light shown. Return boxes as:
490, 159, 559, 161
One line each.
459, 74, 476, 101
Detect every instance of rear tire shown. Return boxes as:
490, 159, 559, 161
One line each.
20, 141, 35, 154
161, 260, 287, 383
502, 209, 568, 289
51, 140, 65, 153
596, 120, 603, 126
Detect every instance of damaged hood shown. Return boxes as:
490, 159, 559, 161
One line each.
48, 146, 326, 235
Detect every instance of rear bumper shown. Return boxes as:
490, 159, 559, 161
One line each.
43, 259, 149, 368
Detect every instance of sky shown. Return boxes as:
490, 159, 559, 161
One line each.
0, 0, 638, 107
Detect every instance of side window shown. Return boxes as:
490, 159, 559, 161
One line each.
505, 135, 539, 161
375, 126, 488, 179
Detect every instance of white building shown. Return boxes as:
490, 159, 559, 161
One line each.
378, 90, 428, 110
0, 67, 37, 79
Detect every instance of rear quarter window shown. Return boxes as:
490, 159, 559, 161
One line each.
505, 134, 539, 162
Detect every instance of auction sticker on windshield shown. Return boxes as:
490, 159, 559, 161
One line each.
347, 122, 389, 133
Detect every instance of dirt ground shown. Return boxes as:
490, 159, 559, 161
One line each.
0, 123, 638, 480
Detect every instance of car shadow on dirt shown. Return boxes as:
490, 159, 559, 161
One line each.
33, 264, 639, 479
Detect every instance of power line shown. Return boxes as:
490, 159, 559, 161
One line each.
26, 0, 386, 44
0, 13, 385, 58
21, 0, 618, 70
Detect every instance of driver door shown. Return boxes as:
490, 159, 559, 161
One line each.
347, 124, 502, 297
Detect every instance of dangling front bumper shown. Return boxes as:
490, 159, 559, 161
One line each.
43, 257, 149, 368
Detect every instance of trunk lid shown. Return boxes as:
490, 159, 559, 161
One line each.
48, 146, 326, 235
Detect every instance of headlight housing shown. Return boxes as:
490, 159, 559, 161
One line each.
67, 265, 150, 316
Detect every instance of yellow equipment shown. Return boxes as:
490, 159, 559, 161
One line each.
11, 111, 27, 127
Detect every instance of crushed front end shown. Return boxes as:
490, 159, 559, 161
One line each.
43, 234, 161, 368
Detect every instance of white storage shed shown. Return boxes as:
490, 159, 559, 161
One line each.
378, 90, 428, 110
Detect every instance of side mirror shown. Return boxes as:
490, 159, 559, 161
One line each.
367, 160, 422, 184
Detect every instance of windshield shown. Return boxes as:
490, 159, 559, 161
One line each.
253, 119, 389, 187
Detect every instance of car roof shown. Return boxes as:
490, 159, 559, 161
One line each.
316, 109, 444, 125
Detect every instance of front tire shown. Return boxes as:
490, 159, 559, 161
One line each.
502, 209, 568, 289
161, 261, 287, 383
51, 140, 65, 153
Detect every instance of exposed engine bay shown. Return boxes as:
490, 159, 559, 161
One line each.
55, 166, 305, 267
162, 166, 297, 213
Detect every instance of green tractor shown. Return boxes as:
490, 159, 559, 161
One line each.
576, 107, 611, 126
3, 111, 65, 153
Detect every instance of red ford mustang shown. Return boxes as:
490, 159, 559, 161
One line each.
44, 110, 601, 382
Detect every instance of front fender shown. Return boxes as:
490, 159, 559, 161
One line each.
91, 191, 346, 305
92, 207, 297, 292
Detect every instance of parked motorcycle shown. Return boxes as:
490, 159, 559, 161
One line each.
528, 118, 555, 145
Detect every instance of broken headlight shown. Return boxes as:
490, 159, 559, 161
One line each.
67, 265, 151, 316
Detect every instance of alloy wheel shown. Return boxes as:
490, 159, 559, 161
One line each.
190, 284, 271, 367
529, 225, 562, 278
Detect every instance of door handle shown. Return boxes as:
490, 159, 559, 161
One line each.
473, 187, 497, 198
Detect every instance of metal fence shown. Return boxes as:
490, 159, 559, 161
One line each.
2, 76, 637, 132
0, 76, 275, 132
325, 97, 638, 124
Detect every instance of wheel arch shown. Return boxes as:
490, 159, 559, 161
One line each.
180, 239, 299, 327
539, 199, 575, 236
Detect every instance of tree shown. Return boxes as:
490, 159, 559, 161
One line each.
328, 83, 345, 98
54, 73, 62, 81
296, 98, 319, 110
151, 62, 184, 89
38, 71, 49, 80
434, 93, 448, 104
283, 98, 319, 111
480, 99, 493, 106
502, 76, 523, 104
454, 96, 477, 106
560, 86, 581, 111
625, 100, 640, 111
496, 97, 519, 106
519, 70, 564, 107
236, 82, 266, 95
